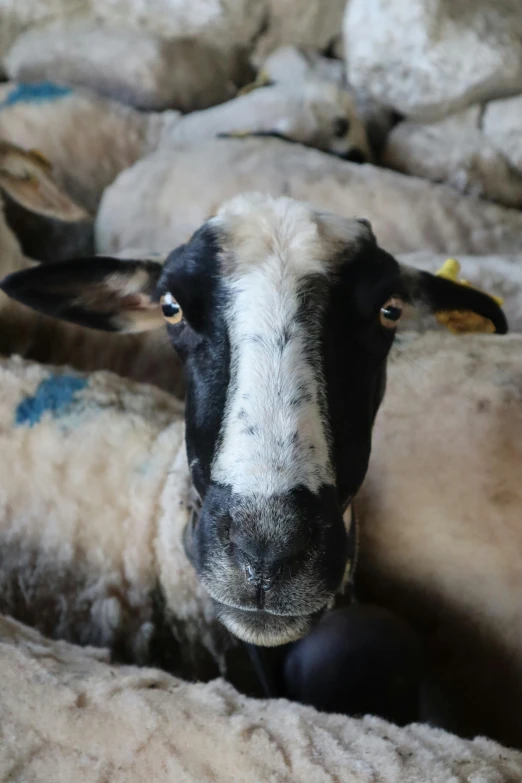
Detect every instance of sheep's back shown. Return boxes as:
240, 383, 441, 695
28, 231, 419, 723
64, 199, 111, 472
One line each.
358, 331, 522, 746
0, 356, 185, 663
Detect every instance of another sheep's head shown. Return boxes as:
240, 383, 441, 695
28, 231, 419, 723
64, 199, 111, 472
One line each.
0, 194, 507, 646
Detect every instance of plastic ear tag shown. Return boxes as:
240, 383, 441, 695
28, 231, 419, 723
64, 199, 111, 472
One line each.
435, 258, 503, 335
220, 130, 253, 138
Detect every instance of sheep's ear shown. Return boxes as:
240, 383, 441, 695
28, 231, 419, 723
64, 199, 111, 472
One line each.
0, 140, 93, 261
0, 142, 87, 220
0, 257, 165, 333
400, 265, 508, 334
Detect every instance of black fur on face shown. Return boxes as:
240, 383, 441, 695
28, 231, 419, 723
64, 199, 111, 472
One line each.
0, 195, 507, 647
159, 214, 405, 646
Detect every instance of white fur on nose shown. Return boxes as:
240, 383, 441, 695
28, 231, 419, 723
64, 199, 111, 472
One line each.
211, 196, 334, 497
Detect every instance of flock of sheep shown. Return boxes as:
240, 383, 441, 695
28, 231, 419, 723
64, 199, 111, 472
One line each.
0, 10, 522, 779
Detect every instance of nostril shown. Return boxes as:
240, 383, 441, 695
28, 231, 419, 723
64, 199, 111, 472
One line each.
230, 524, 310, 590
244, 562, 279, 591
245, 563, 260, 585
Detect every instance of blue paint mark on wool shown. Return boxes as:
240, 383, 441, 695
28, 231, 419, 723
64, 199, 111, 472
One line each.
0, 82, 72, 110
15, 374, 88, 428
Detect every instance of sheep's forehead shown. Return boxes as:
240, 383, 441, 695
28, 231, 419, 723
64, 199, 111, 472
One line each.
211, 194, 372, 280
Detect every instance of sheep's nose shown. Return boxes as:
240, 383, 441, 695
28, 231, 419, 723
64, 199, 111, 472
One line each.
244, 561, 280, 592
231, 531, 308, 595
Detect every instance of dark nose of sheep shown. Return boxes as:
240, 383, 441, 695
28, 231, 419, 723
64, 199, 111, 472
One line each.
244, 561, 279, 592
230, 527, 309, 595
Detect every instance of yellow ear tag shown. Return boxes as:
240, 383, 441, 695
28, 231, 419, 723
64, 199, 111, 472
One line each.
221, 130, 253, 139
435, 258, 503, 335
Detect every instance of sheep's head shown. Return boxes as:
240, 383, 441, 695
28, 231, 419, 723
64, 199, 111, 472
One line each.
0, 193, 507, 646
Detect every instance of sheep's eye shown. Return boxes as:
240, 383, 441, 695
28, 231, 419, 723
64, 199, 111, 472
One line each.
333, 117, 350, 138
380, 296, 403, 328
160, 292, 182, 324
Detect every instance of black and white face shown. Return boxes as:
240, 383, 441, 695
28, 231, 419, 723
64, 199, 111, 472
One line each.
160, 197, 401, 645
1, 193, 507, 646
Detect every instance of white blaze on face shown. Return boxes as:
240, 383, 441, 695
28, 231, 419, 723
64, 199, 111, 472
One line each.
211, 195, 335, 497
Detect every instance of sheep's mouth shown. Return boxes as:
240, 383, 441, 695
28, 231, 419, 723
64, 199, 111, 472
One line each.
213, 601, 325, 646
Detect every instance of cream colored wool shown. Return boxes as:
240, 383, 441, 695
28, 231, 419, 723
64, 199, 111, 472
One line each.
0, 356, 222, 676
0, 613, 521, 782
359, 331, 522, 746
0, 82, 173, 213
345, 0, 522, 121
0, 0, 265, 68
0, 79, 369, 213
383, 107, 522, 208
261, 45, 345, 87
96, 136, 522, 257
253, 0, 347, 63
4, 23, 249, 112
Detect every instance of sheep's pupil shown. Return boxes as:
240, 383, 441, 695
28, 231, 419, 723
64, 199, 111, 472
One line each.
162, 302, 179, 317
382, 306, 402, 321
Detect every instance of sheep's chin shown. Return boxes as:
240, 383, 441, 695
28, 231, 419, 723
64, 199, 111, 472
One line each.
213, 603, 320, 646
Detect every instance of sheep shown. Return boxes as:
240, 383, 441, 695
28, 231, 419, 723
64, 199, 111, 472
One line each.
0, 332, 519, 744
0, 143, 184, 395
382, 106, 522, 208
0, 352, 226, 678
0, 194, 507, 661
0, 142, 89, 356
356, 329, 522, 749
95, 137, 522, 258
258, 45, 397, 156
2, 612, 522, 783
0, 0, 266, 68
0, 80, 370, 214
165, 78, 372, 163
0, 81, 175, 214
4, 22, 253, 112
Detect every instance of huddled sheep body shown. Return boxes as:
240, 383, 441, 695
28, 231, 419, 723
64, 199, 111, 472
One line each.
0, 0, 521, 762
0, 79, 370, 214
358, 330, 522, 747
2, 611, 522, 783
0, 355, 221, 678
96, 137, 522, 259
383, 106, 522, 209
4, 23, 253, 112
0, 82, 172, 213
0, 0, 266, 68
